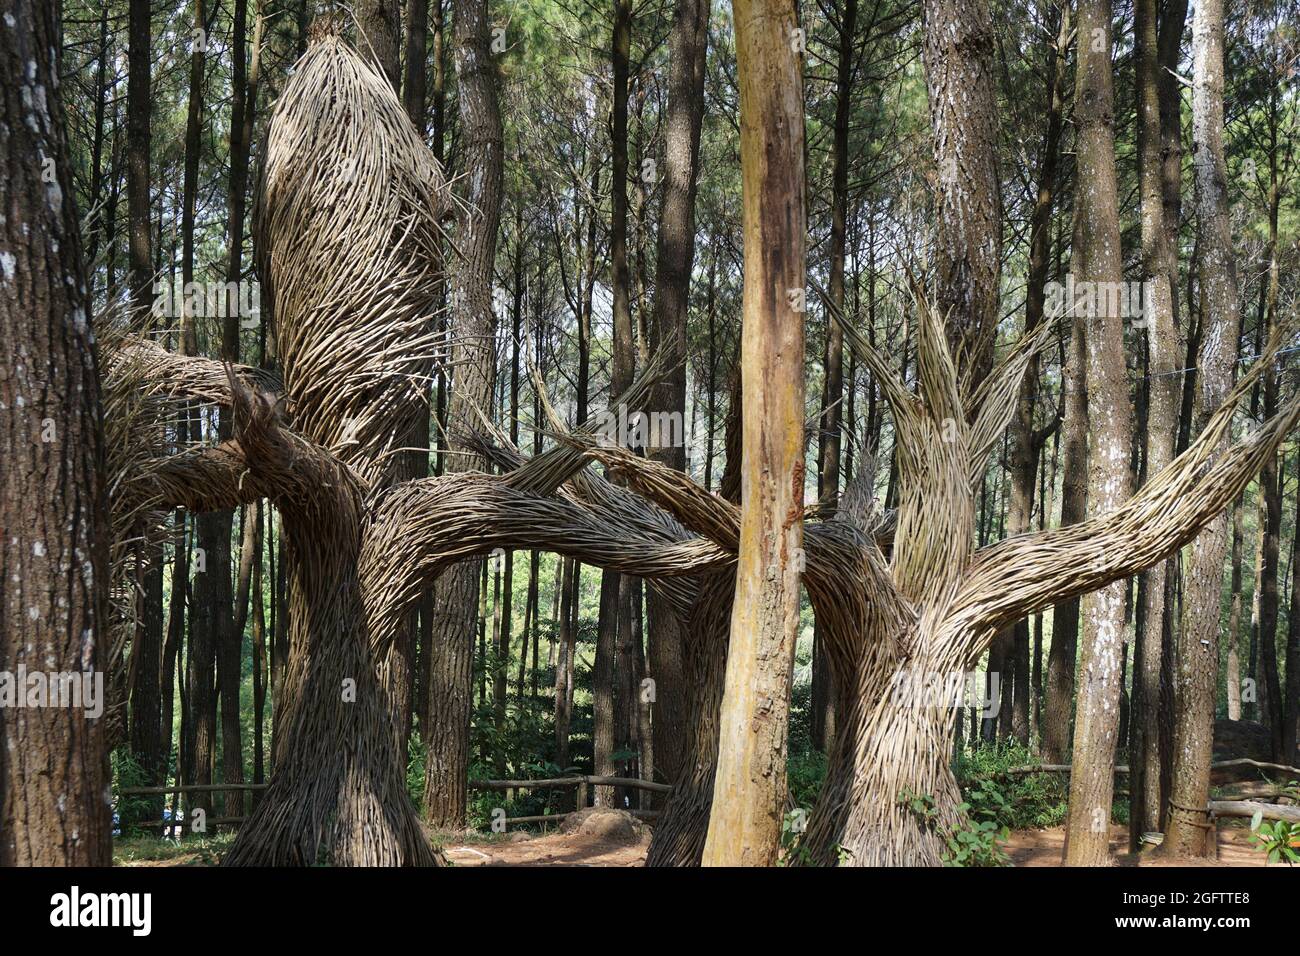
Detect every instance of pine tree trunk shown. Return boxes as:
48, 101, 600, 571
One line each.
424, 0, 503, 827
1042, 307, 1087, 764
1131, 0, 1182, 839
646, 0, 710, 789
1, 0, 112, 863
1164, 0, 1241, 856
1064, 0, 1132, 866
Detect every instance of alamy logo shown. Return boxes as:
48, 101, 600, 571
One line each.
593, 403, 691, 451
49, 886, 151, 936
0, 666, 103, 718
1044, 274, 1155, 326
151, 279, 260, 328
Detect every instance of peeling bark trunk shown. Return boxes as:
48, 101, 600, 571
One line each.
700, 0, 806, 867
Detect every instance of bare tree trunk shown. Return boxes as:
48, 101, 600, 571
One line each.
0, 0, 112, 863
404, 0, 428, 129
252, 503, 267, 800
1164, 0, 1241, 857
126, 0, 153, 324
701, 0, 806, 866
593, 0, 635, 807
813, 0, 856, 752
1006, 0, 1067, 748
554, 558, 577, 768
1064, 0, 1133, 866
921, 0, 1001, 384
1043, 308, 1087, 764
1130, 0, 1183, 841
424, 0, 503, 827
1226, 495, 1244, 721
215, 0, 262, 825
123, 0, 165, 824
357, 0, 402, 92
181, 0, 224, 827
646, 0, 710, 789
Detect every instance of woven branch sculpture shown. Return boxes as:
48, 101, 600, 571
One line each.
99, 26, 1300, 866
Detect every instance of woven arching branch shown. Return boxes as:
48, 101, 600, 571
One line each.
953, 330, 1300, 642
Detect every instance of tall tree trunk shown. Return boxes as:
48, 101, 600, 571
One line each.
1064, 0, 1133, 866
357, 0, 402, 92
125, 0, 165, 819
1164, 0, 1242, 857
126, 0, 153, 325
813, 0, 857, 753
1225, 495, 1244, 721
215, 0, 262, 825
404, 0, 429, 129
423, 0, 503, 827
702, 0, 806, 866
1042, 307, 1087, 763
921, 0, 1001, 384
252, 503, 268, 800
594, 0, 635, 807
0, 0, 112, 864
554, 558, 576, 767
1255, 73, 1288, 760
182, 0, 224, 827
1006, 0, 1068, 748
1130, 0, 1183, 841
646, 0, 710, 790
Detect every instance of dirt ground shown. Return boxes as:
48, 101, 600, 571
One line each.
442, 821, 1286, 867
116, 809, 1288, 868
1004, 824, 1284, 867
443, 832, 650, 867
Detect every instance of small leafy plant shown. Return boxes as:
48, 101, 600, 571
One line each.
1248, 815, 1300, 865
896, 786, 1010, 867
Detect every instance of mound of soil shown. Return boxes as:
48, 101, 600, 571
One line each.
559, 807, 649, 845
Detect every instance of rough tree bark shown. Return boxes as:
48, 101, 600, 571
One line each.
1130, 0, 1183, 841
920, 0, 1001, 386
424, 0, 503, 828
1163, 0, 1242, 857
646, 0, 710, 791
1, 0, 113, 865
1064, 0, 1134, 867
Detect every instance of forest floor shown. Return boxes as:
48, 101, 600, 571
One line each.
111, 812, 1285, 867
439, 807, 652, 867
1004, 824, 1282, 867
111, 825, 1281, 867
437, 820, 1284, 867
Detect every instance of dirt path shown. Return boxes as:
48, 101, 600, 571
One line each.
1004, 824, 1280, 867
443, 832, 649, 867
443, 823, 1283, 867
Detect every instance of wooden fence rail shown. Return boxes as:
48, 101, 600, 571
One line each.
118, 776, 671, 831
468, 775, 671, 828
